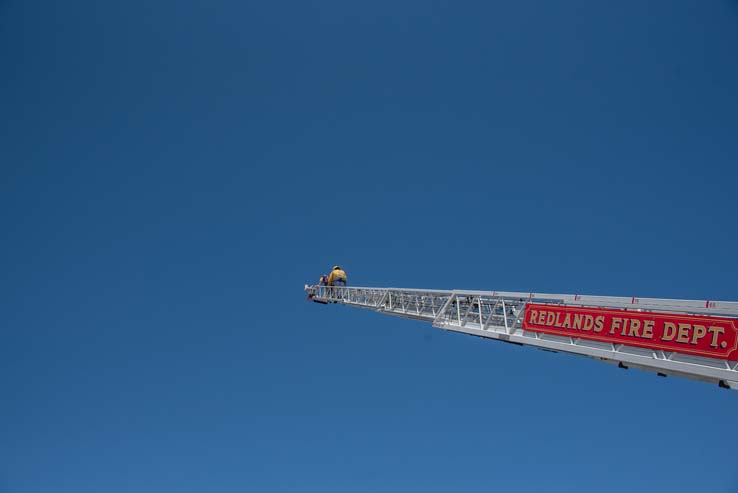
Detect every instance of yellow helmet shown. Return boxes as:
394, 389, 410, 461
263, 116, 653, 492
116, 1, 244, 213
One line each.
333, 265, 341, 270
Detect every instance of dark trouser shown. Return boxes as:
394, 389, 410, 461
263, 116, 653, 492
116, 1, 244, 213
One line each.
332, 278, 346, 299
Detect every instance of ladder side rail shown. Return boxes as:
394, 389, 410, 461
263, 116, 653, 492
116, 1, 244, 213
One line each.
435, 319, 738, 388
447, 289, 738, 317
321, 286, 738, 316
312, 285, 738, 320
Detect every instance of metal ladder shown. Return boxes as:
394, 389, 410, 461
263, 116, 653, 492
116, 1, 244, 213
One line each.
305, 285, 738, 389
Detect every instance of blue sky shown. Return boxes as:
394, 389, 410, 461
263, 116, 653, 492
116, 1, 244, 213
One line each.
2, 1, 738, 492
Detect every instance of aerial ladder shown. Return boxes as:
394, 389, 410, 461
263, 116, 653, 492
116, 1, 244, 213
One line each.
305, 284, 738, 389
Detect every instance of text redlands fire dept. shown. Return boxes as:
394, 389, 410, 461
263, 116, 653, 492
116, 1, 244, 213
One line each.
523, 303, 738, 360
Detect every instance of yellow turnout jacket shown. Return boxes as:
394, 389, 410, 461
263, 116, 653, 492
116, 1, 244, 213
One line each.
328, 269, 347, 285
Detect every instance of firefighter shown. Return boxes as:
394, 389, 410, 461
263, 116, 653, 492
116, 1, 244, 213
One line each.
328, 265, 347, 301
328, 266, 347, 286
318, 274, 329, 298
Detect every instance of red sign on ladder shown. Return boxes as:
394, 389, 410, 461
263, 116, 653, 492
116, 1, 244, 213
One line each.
523, 303, 738, 360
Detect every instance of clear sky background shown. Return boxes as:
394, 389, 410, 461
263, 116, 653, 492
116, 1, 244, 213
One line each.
2, 1, 738, 492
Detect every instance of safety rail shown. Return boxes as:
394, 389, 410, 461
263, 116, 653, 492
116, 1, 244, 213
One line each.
305, 285, 738, 389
